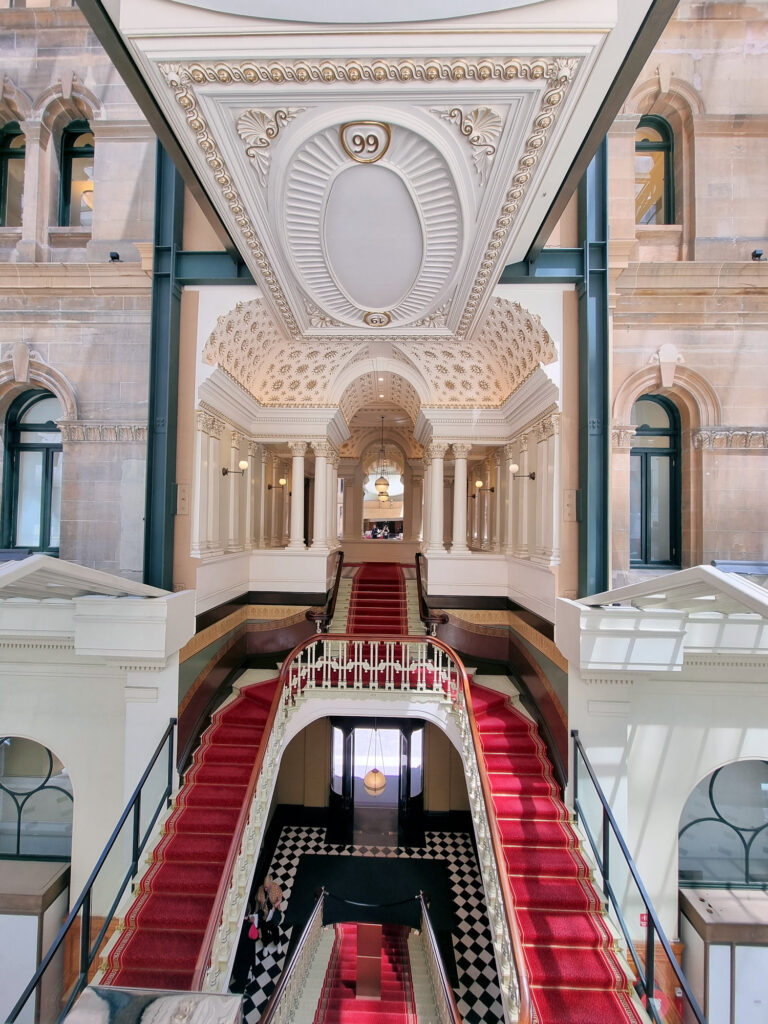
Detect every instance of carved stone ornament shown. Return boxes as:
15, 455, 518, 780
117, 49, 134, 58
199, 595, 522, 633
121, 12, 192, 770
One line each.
611, 425, 636, 449
311, 439, 334, 459
289, 441, 308, 457
236, 107, 305, 187
426, 440, 450, 459
196, 409, 225, 438
412, 303, 449, 329
431, 105, 503, 183
452, 442, 473, 459
304, 299, 343, 329
58, 422, 148, 443
159, 57, 579, 340
693, 428, 768, 450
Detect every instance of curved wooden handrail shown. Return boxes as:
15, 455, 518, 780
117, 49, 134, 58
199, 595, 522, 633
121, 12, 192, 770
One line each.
418, 892, 463, 1023
306, 549, 344, 632
191, 681, 284, 989
414, 552, 448, 634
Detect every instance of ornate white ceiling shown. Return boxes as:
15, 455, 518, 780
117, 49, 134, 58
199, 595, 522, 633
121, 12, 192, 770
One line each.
202, 296, 555, 413
99, 0, 663, 343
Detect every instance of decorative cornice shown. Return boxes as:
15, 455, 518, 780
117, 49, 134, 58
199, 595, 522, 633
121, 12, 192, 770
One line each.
693, 428, 768, 450
159, 56, 579, 341
58, 421, 147, 443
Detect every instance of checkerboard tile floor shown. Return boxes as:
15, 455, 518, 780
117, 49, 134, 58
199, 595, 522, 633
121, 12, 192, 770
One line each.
237, 826, 503, 1023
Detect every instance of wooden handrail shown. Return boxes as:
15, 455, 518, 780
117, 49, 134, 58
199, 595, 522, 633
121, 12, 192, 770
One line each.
460, 669, 532, 1022
306, 549, 344, 632
191, 682, 284, 989
414, 552, 448, 634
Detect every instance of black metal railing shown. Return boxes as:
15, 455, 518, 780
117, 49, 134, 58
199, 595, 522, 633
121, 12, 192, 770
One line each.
415, 552, 448, 636
306, 549, 344, 632
7, 719, 178, 1024
571, 730, 707, 1024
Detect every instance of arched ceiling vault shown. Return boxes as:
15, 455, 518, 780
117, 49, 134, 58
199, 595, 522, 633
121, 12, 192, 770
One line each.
202, 295, 557, 418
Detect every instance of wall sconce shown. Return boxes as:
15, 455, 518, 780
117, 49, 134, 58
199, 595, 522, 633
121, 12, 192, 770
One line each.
508, 463, 536, 480
268, 477, 288, 490
222, 460, 249, 477
470, 479, 495, 499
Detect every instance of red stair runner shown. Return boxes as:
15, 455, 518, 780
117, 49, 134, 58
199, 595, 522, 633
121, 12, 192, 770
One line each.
100, 678, 279, 989
347, 563, 407, 635
471, 684, 643, 1024
313, 923, 416, 1024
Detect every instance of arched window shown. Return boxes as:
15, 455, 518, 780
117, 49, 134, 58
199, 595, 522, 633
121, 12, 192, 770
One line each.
630, 394, 680, 566
635, 115, 674, 225
1, 390, 63, 553
59, 120, 94, 228
0, 122, 25, 228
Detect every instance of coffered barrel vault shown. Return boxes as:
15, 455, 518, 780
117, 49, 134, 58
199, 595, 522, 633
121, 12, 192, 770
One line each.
89, 0, 667, 346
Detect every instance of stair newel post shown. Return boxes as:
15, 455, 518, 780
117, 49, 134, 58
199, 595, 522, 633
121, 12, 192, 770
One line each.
79, 888, 91, 990
131, 792, 141, 879
645, 915, 655, 1012
571, 729, 580, 825
602, 805, 610, 900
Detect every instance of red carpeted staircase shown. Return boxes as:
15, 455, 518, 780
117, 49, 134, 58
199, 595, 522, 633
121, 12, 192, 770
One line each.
100, 679, 279, 989
313, 923, 416, 1024
347, 563, 407, 635
471, 684, 644, 1024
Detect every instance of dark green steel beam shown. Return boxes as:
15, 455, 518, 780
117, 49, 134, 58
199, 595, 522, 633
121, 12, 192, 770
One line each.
144, 144, 184, 590
175, 250, 255, 286
576, 142, 610, 597
500, 248, 584, 284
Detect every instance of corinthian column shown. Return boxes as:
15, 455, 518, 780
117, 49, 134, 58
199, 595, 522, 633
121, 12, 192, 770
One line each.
426, 441, 449, 554
288, 441, 307, 549
311, 440, 330, 549
451, 443, 471, 553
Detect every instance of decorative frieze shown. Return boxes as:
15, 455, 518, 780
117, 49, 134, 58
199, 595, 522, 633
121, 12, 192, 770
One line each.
693, 428, 768, 450
58, 422, 148, 443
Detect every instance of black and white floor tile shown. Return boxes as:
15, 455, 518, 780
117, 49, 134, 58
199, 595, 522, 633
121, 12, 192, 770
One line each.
237, 826, 503, 1024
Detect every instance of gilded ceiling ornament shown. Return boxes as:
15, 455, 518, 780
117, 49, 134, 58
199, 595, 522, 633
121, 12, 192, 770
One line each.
236, 107, 305, 187
363, 311, 392, 328
339, 121, 391, 163
431, 106, 503, 183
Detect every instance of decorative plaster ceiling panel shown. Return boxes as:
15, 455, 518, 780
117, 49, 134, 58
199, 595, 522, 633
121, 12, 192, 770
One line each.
338, 372, 421, 425
99, 1, 664, 341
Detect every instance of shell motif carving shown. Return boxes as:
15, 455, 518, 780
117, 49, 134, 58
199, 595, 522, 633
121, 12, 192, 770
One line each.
236, 107, 305, 187
432, 105, 503, 182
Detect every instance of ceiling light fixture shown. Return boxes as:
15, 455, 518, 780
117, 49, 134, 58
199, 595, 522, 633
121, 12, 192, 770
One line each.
374, 415, 390, 497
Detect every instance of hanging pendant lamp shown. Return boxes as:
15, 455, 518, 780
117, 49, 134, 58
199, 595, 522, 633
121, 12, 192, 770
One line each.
374, 415, 389, 496
363, 726, 386, 797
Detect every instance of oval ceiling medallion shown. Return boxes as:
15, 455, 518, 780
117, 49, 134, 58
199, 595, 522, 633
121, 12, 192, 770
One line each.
323, 165, 423, 312
283, 124, 461, 328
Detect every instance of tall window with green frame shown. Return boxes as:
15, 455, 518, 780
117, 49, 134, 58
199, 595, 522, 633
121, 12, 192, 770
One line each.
0, 123, 25, 227
635, 115, 674, 225
629, 395, 681, 567
59, 120, 94, 228
2, 391, 63, 553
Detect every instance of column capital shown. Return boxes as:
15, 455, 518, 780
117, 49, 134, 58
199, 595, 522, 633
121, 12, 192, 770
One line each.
504, 442, 517, 461
230, 430, 243, 450
611, 424, 636, 450
311, 439, 333, 460
451, 442, 472, 459
426, 440, 450, 459
289, 441, 307, 458
493, 450, 502, 468
248, 440, 261, 458
196, 409, 225, 438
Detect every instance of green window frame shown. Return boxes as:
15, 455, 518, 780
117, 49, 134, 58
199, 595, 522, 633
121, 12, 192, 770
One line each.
59, 120, 94, 228
629, 394, 681, 568
1, 390, 63, 554
635, 114, 674, 226
0, 122, 25, 228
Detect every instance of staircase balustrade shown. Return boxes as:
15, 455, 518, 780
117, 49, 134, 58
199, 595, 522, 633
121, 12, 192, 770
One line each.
259, 889, 326, 1023
306, 549, 344, 633
195, 632, 529, 1023
416, 892, 462, 1024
